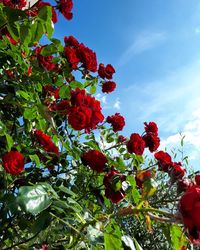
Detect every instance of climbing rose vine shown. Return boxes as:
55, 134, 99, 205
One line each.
0, 1, 199, 249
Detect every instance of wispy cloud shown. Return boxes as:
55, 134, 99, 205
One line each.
119, 31, 167, 66
113, 98, 121, 110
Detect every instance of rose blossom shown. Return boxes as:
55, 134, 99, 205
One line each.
102, 81, 116, 93
142, 133, 160, 153
98, 63, 115, 79
2, 151, 24, 176
179, 185, 200, 245
81, 150, 107, 173
154, 150, 172, 172
106, 113, 125, 132
127, 133, 145, 156
34, 129, 59, 156
144, 121, 158, 136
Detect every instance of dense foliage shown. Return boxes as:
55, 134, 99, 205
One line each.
0, 1, 199, 249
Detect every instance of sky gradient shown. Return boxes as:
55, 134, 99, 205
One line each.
51, 0, 200, 169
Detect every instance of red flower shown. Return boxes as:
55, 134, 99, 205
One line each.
58, 0, 73, 20
142, 133, 160, 152
106, 113, 125, 132
98, 63, 115, 79
42, 244, 49, 250
102, 81, 116, 93
135, 170, 152, 189
64, 36, 79, 47
170, 162, 186, 180
195, 174, 200, 185
179, 185, 200, 245
2, 151, 24, 176
36, 46, 58, 71
76, 43, 97, 72
154, 151, 172, 172
64, 46, 79, 69
127, 133, 145, 156
104, 168, 125, 203
177, 178, 193, 193
27, 66, 32, 76
81, 150, 107, 173
2, 0, 26, 9
144, 122, 158, 136
68, 106, 92, 130
68, 89, 104, 132
34, 129, 59, 156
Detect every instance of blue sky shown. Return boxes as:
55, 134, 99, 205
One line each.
50, 0, 200, 169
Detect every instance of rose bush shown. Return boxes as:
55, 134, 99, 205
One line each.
0, 1, 198, 249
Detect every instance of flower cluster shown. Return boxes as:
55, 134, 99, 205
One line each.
64, 36, 97, 72
154, 150, 186, 181
67, 88, 104, 132
127, 122, 160, 156
81, 150, 107, 173
1, 0, 26, 9
57, 0, 73, 20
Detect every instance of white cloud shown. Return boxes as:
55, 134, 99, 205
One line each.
119, 31, 167, 66
95, 93, 107, 104
195, 27, 200, 34
160, 108, 200, 165
113, 98, 121, 110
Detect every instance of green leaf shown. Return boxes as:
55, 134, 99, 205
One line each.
170, 225, 188, 250
29, 154, 41, 168
104, 220, 123, 250
31, 20, 44, 43
38, 5, 52, 22
59, 85, 71, 99
20, 23, 32, 46
90, 84, 96, 94
17, 184, 52, 215
70, 81, 84, 89
133, 238, 143, 250
17, 90, 30, 100
5, 133, 13, 151
23, 107, 37, 120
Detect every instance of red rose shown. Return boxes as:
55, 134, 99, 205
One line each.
177, 178, 193, 193
68, 89, 104, 132
127, 133, 145, 156
3, 0, 26, 9
102, 81, 116, 93
2, 151, 24, 176
34, 129, 59, 156
42, 244, 49, 250
154, 151, 172, 172
144, 122, 158, 136
58, 0, 73, 20
64, 46, 79, 69
81, 150, 107, 173
98, 63, 115, 79
68, 106, 92, 130
76, 43, 97, 72
106, 113, 125, 132
142, 133, 160, 152
103, 168, 125, 203
135, 170, 152, 189
64, 36, 79, 47
170, 162, 186, 180
195, 174, 200, 185
179, 185, 200, 245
